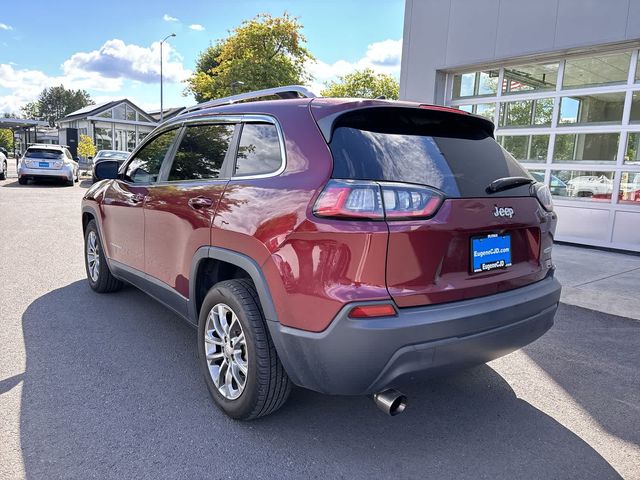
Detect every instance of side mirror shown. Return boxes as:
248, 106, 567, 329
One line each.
94, 160, 119, 181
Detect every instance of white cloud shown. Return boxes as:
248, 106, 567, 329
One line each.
163, 14, 179, 22
189, 24, 205, 31
0, 39, 190, 114
62, 38, 190, 84
0, 23, 13, 31
307, 38, 402, 93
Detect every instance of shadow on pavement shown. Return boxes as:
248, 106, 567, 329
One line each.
20, 281, 622, 479
2, 180, 71, 188
524, 303, 639, 446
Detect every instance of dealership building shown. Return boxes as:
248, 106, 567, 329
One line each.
400, 0, 640, 252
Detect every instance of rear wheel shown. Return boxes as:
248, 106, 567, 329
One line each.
0, 160, 6, 180
198, 279, 291, 420
84, 220, 123, 293
18, 176, 27, 185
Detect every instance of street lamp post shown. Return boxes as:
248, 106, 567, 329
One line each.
160, 33, 176, 123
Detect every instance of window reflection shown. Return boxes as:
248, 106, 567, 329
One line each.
630, 92, 640, 123
498, 135, 549, 162
455, 103, 495, 120
235, 124, 282, 176
551, 170, 614, 201
95, 127, 112, 150
553, 133, 619, 163
503, 63, 558, 94
620, 171, 640, 203
169, 124, 234, 181
452, 70, 499, 98
499, 98, 553, 127
563, 52, 631, 89
625, 133, 640, 164
558, 93, 625, 125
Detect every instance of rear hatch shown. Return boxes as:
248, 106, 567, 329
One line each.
24, 148, 64, 169
323, 106, 552, 308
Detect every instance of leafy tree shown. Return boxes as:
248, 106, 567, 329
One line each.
77, 134, 96, 159
321, 68, 399, 100
185, 13, 314, 101
0, 129, 13, 151
21, 86, 93, 126
21, 102, 39, 119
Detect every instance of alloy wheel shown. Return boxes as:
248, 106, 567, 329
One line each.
86, 230, 100, 282
203, 303, 248, 400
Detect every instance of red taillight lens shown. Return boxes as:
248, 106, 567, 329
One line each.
313, 180, 384, 219
314, 179, 444, 220
348, 304, 397, 318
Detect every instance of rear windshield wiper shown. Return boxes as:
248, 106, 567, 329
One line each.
486, 176, 534, 194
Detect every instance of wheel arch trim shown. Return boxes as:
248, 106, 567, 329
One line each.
188, 246, 280, 325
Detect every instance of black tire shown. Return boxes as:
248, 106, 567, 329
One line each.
66, 177, 74, 187
0, 161, 6, 180
84, 220, 123, 293
18, 176, 27, 185
198, 279, 291, 420
91, 174, 98, 184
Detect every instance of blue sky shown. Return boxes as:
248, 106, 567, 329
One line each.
0, 0, 405, 114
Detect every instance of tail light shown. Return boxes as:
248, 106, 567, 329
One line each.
532, 182, 553, 212
314, 179, 444, 220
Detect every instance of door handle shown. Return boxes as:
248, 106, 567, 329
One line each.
130, 193, 146, 204
188, 196, 214, 209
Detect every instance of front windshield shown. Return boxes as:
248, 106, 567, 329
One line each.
25, 149, 64, 159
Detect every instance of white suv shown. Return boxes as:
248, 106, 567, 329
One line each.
18, 145, 79, 186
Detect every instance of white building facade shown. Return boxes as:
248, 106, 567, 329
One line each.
400, 0, 640, 252
58, 100, 157, 153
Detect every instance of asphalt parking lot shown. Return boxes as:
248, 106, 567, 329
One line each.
1, 164, 639, 480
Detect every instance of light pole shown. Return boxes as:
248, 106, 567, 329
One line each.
160, 33, 176, 123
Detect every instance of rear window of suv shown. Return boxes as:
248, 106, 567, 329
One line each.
329, 107, 530, 198
25, 149, 63, 159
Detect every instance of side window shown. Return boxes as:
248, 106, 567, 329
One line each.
124, 129, 178, 184
234, 123, 282, 176
168, 124, 234, 181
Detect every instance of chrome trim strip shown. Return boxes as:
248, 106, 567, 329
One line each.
128, 114, 287, 182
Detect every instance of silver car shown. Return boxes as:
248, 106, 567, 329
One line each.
18, 145, 79, 186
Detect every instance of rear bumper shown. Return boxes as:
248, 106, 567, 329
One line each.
268, 275, 561, 395
18, 165, 74, 181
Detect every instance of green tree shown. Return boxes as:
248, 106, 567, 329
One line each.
22, 85, 93, 126
321, 68, 399, 99
77, 134, 96, 159
0, 129, 13, 151
185, 13, 314, 101
21, 102, 39, 119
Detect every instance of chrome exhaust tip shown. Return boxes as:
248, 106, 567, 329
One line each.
372, 389, 407, 416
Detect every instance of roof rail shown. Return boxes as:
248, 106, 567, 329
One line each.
179, 85, 317, 116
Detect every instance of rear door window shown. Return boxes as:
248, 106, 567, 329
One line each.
125, 129, 179, 184
330, 108, 530, 198
234, 123, 282, 177
168, 124, 235, 181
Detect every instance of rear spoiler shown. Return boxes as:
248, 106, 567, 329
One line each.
312, 103, 495, 143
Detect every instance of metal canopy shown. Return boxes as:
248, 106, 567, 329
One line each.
0, 118, 48, 130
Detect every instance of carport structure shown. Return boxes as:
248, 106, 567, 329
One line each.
0, 118, 49, 157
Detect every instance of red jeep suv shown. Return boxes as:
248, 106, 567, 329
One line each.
82, 86, 561, 420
